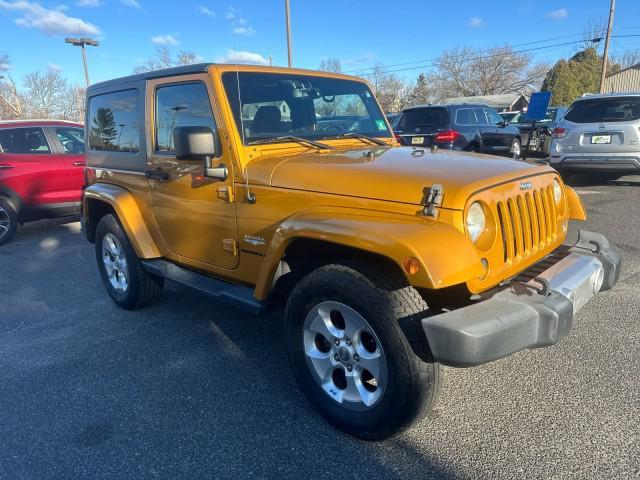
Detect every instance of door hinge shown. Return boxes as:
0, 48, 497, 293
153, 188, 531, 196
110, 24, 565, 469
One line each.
222, 239, 238, 256
217, 186, 235, 203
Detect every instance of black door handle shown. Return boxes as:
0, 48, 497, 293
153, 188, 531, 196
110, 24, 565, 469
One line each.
145, 168, 169, 181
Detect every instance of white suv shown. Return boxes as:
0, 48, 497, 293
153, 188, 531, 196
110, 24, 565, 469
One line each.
549, 93, 640, 180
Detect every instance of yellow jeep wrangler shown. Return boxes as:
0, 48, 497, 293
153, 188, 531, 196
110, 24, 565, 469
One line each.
82, 64, 621, 440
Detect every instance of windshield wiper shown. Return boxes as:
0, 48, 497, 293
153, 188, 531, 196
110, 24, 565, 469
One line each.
334, 133, 388, 146
248, 135, 334, 150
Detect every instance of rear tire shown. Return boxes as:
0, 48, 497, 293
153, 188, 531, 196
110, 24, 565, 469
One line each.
95, 214, 164, 309
284, 262, 441, 440
0, 197, 18, 246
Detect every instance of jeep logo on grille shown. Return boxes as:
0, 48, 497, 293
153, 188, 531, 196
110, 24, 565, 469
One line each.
520, 181, 533, 191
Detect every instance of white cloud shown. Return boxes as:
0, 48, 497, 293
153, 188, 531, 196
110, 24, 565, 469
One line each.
232, 26, 255, 36
151, 34, 179, 46
0, 0, 100, 36
468, 17, 485, 28
120, 0, 140, 9
47, 63, 63, 71
76, 0, 101, 6
198, 5, 214, 17
216, 49, 268, 65
547, 8, 568, 20
224, 6, 237, 20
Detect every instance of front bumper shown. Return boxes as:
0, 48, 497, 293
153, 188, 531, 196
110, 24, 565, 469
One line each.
422, 230, 621, 367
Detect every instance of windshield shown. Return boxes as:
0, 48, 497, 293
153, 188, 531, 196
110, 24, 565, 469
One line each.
564, 97, 640, 123
222, 72, 391, 145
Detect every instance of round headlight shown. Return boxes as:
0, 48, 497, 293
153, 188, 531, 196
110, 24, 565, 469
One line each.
466, 202, 486, 243
553, 178, 563, 204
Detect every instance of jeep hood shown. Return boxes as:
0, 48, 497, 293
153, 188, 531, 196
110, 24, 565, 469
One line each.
254, 147, 557, 210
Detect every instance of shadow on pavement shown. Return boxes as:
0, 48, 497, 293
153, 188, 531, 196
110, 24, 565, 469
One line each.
567, 173, 640, 188
0, 224, 463, 480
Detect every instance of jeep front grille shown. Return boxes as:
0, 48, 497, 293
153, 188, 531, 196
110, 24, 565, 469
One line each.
496, 184, 558, 264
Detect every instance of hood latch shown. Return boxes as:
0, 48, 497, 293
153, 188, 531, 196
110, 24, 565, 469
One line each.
423, 184, 444, 218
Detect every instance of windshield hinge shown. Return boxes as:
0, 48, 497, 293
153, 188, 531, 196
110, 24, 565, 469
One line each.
423, 184, 444, 218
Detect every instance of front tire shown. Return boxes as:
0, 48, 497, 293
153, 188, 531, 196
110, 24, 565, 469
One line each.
510, 137, 522, 159
95, 214, 164, 309
284, 262, 441, 440
0, 197, 18, 246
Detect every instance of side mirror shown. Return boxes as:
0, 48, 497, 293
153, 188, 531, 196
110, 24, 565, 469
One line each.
173, 126, 227, 180
498, 120, 508, 127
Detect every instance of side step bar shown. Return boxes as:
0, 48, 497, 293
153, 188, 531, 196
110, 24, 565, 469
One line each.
142, 259, 272, 316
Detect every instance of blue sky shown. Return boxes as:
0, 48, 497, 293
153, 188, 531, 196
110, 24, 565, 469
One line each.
1, 0, 639, 86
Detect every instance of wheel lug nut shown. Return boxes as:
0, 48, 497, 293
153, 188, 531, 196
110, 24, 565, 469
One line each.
346, 338, 352, 346
347, 365, 353, 372
334, 338, 340, 346
353, 354, 359, 361
334, 354, 339, 361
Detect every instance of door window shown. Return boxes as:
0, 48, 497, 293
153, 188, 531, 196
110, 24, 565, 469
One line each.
155, 82, 217, 153
484, 108, 504, 126
55, 127, 85, 154
474, 108, 488, 125
0, 128, 50, 154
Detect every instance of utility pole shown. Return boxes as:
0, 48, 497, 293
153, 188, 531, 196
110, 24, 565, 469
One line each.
599, 0, 616, 93
285, 0, 292, 67
65, 37, 99, 88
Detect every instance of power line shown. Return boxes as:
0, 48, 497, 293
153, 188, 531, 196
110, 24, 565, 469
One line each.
346, 34, 640, 77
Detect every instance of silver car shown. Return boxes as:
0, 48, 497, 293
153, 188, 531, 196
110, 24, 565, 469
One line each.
549, 93, 640, 179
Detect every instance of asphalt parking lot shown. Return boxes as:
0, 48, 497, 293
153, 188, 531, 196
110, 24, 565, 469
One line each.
1, 174, 639, 480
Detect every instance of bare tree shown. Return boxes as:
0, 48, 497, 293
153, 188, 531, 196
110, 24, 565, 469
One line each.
612, 49, 640, 69
319, 58, 342, 73
581, 16, 608, 49
134, 47, 199, 73
427, 46, 548, 101
364, 64, 412, 113
0, 54, 24, 120
20, 69, 83, 121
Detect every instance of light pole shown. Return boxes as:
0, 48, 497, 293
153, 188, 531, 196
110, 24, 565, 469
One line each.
65, 37, 99, 88
285, 0, 292, 67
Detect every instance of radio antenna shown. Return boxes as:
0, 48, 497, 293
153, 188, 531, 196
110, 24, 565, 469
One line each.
235, 61, 256, 204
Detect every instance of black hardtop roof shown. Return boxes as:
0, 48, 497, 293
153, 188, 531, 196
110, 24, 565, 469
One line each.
87, 63, 214, 93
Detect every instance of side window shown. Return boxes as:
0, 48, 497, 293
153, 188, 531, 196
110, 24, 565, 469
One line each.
88, 89, 140, 153
455, 108, 477, 126
0, 127, 50, 154
55, 127, 85, 154
485, 108, 503, 125
474, 108, 488, 125
155, 82, 217, 153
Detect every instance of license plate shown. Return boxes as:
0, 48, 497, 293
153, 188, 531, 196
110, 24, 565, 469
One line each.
411, 136, 424, 145
591, 135, 611, 144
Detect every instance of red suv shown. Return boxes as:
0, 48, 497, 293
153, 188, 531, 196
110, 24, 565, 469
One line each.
0, 120, 85, 245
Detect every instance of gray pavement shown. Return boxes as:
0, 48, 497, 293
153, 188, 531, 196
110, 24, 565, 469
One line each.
0, 173, 639, 479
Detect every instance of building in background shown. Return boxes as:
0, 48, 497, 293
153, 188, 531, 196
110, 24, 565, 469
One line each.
442, 93, 529, 112
604, 63, 640, 93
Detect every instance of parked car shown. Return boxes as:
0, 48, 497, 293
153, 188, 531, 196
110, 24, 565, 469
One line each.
549, 94, 640, 180
385, 112, 401, 129
499, 111, 521, 123
82, 64, 619, 440
511, 107, 568, 156
394, 104, 522, 157
0, 120, 85, 245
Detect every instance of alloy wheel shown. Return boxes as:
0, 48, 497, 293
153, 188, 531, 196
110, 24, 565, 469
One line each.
0, 206, 10, 242
101, 233, 129, 293
302, 301, 388, 411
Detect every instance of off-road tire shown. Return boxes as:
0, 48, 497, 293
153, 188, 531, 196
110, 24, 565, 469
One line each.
0, 197, 18, 246
95, 214, 164, 309
284, 262, 441, 440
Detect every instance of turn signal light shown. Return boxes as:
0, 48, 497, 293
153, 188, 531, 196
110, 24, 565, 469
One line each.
403, 257, 421, 275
